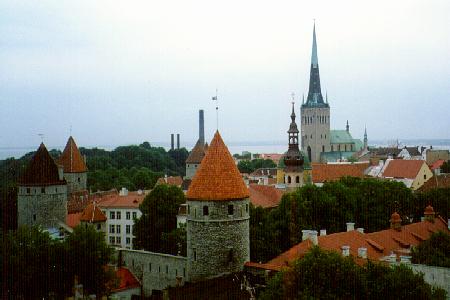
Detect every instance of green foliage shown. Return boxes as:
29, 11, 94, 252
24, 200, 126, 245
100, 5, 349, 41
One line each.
237, 159, 276, 173
260, 247, 446, 300
133, 184, 186, 254
412, 231, 450, 267
1, 225, 116, 299
441, 161, 450, 173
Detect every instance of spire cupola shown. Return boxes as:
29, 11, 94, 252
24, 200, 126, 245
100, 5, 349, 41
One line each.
285, 102, 304, 169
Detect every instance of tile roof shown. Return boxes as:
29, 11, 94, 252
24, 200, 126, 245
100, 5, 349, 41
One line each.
18, 143, 66, 186
67, 190, 90, 213
66, 212, 82, 228
265, 212, 448, 268
311, 162, 369, 183
156, 176, 183, 187
112, 267, 140, 292
57, 136, 87, 173
186, 140, 208, 164
248, 184, 284, 208
96, 191, 145, 208
250, 168, 278, 177
429, 159, 445, 170
405, 146, 421, 156
382, 159, 425, 179
187, 131, 249, 201
79, 202, 107, 223
417, 174, 450, 192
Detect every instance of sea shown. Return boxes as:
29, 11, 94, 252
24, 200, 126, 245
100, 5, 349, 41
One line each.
1, 139, 450, 160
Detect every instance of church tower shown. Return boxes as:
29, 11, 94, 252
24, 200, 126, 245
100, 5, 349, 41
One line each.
186, 131, 250, 282
284, 102, 305, 189
301, 23, 331, 163
364, 127, 368, 150
17, 143, 67, 227
57, 136, 88, 194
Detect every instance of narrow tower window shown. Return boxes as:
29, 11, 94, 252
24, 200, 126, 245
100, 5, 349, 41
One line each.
228, 205, 234, 215
203, 205, 209, 216
296, 176, 300, 183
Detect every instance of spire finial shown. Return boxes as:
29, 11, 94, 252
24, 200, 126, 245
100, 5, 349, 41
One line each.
290, 93, 296, 119
302, 93, 305, 104
212, 89, 219, 131
38, 133, 45, 143
346, 120, 349, 132
326, 91, 328, 103
311, 20, 318, 67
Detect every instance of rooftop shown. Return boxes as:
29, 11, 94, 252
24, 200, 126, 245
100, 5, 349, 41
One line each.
96, 191, 145, 208
57, 136, 87, 173
187, 131, 249, 201
312, 162, 369, 183
79, 202, 107, 223
156, 176, 183, 187
186, 140, 208, 164
248, 184, 284, 208
382, 159, 426, 179
330, 130, 355, 144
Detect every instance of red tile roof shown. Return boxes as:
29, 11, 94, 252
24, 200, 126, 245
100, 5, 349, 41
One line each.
57, 136, 87, 173
156, 176, 183, 187
186, 140, 208, 164
18, 143, 66, 186
382, 159, 425, 179
187, 131, 249, 201
112, 267, 140, 292
66, 212, 82, 228
429, 159, 445, 170
79, 202, 107, 223
67, 190, 90, 213
266, 211, 448, 268
417, 174, 450, 192
248, 184, 284, 208
96, 191, 145, 208
311, 163, 369, 183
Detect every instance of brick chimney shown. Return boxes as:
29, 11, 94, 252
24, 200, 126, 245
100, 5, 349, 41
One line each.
356, 228, 364, 234
390, 212, 402, 231
320, 229, 327, 236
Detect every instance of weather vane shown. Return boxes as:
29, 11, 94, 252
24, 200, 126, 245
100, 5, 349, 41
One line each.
38, 133, 45, 143
212, 89, 218, 130
291, 92, 295, 105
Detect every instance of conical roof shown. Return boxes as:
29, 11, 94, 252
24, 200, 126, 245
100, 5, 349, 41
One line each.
186, 139, 207, 164
187, 131, 249, 201
19, 143, 66, 186
57, 136, 87, 173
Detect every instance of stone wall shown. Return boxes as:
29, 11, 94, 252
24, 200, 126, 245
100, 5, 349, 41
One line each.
187, 199, 250, 282
64, 172, 87, 194
301, 106, 331, 163
119, 249, 187, 296
17, 184, 67, 227
408, 264, 450, 296
185, 163, 198, 180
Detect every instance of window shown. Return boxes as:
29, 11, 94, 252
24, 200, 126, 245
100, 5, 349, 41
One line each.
322, 145, 325, 152
116, 236, 121, 244
166, 265, 169, 273
55, 188, 58, 193
26, 188, 30, 194
246, 204, 249, 213
116, 225, 121, 234
203, 206, 209, 216
194, 208, 197, 218
228, 205, 234, 215
228, 248, 234, 263
33, 214, 36, 222
116, 211, 121, 219
187, 205, 190, 214
132, 212, 137, 219
296, 176, 300, 183
325, 134, 327, 139
159, 266, 161, 273
110, 211, 115, 219
193, 249, 197, 261
149, 263, 152, 272
331, 145, 334, 151
126, 237, 131, 244
109, 236, 115, 244
310, 134, 312, 139
96, 223, 101, 230
183, 268, 186, 277
109, 225, 115, 233
41, 187, 45, 194
126, 212, 131, 220
424, 174, 427, 180
176, 269, 178, 276
126, 225, 131, 234
287, 176, 291, 184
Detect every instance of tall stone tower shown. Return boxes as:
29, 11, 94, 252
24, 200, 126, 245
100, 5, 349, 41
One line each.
284, 102, 305, 189
57, 136, 88, 194
186, 131, 250, 282
17, 143, 67, 227
185, 110, 208, 179
301, 23, 331, 163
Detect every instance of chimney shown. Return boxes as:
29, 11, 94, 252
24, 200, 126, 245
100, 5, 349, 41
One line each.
301, 230, 310, 241
320, 229, 327, 236
341, 245, 350, 257
424, 205, 435, 222
357, 247, 367, 259
171, 134, 174, 150
346, 222, 355, 232
58, 164, 64, 181
400, 255, 412, 264
119, 187, 128, 196
176, 134, 180, 149
356, 228, 364, 234
199, 110, 205, 145
309, 230, 318, 245
390, 212, 402, 231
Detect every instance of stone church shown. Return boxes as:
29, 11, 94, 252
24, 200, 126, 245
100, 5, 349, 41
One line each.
301, 24, 364, 163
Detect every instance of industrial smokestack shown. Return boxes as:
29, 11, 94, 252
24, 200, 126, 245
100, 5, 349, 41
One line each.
176, 134, 180, 149
171, 134, 174, 150
199, 109, 205, 144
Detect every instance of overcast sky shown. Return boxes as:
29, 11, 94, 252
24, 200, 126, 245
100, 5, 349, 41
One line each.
1, 0, 449, 148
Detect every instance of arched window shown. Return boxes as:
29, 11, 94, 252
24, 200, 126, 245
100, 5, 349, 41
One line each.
203, 206, 209, 216
287, 176, 291, 184
307, 146, 312, 162
296, 176, 300, 183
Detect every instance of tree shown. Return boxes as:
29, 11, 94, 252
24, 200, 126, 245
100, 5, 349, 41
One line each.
412, 231, 450, 267
237, 159, 276, 173
260, 247, 446, 300
441, 161, 450, 173
133, 184, 186, 254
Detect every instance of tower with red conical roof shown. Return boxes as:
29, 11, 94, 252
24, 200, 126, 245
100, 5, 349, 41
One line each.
17, 143, 68, 227
186, 131, 250, 281
57, 136, 88, 194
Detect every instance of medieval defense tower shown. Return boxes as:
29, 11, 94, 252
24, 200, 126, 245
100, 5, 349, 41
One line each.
57, 136, 88, 194
186, 131, 250, 282
301, 23, 331, 163
17, 143, 67, 227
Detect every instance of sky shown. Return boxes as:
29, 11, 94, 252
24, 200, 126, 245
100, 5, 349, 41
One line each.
1, 0, 450, 149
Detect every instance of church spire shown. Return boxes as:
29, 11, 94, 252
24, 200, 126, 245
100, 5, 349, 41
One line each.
305, 22, 326, 107
364, 126, 368, 150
